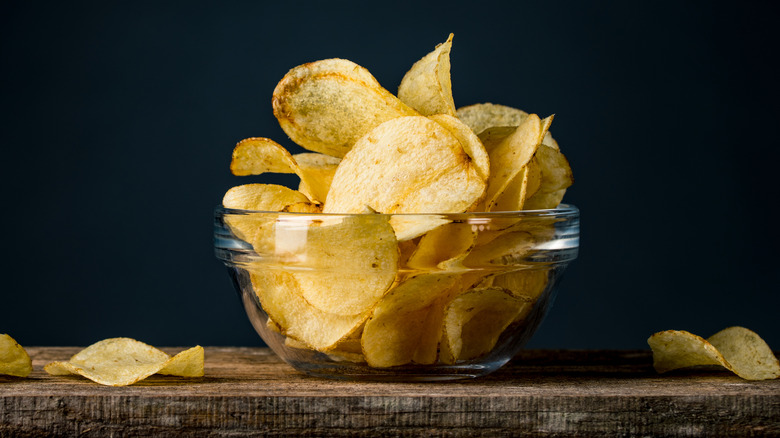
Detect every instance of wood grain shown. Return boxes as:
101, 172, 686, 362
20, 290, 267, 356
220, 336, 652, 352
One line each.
1, 348, 778, 437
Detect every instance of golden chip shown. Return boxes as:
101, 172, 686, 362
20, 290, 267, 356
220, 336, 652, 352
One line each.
523, 143, 573, 210
273, 58, 419, 158
0, 334, 32, 378
323, 116, 487, 239
456, 103, 529, 136
440, 287, 531, 364
398, 34, 456, 116
251, 270, 369, 351
407, 221, 476, 270
361, 274, 458, 367
286, 213, 399, 316
483, 114, 553, 210
292, 152, 341, 202
44, 338, 204, 386
648, 327, 780, 381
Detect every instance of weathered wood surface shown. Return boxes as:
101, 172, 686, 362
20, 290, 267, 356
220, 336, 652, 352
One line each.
1, 348, 778, 437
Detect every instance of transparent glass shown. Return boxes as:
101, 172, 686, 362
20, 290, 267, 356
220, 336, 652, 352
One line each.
214, 205, 579, 381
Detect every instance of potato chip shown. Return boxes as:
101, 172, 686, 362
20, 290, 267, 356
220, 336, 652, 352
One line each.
456, 103, 529, 137
398, 34, 456, 117
273, 58, 419, 158
407, 221, 476, 270
440, 287, 530, 363
483, 114, 553, 210
222, 184, 311, 253
648, 327, 780, 381
523, 143, 573, 210
292, 153, 341, 202
251, 270, 368, 351
361, 274, 458, 367
44, 338, 204, 386
323, 116, 487, 238
428, 113, 490, 181
487, 160, 542, 212
287, 213, 399, 316
463, 231, 535, 268
0, 334, 32, 378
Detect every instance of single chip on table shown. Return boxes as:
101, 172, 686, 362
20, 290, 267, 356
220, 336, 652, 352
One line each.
398, 34, 456, 117
323, 116, 487, 240
44, 338, 203, 386
0, 334, 32, 378
272, 58, 419, 158
647, 326, 780, 381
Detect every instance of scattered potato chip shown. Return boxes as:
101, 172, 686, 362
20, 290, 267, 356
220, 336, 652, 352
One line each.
323, 116, 487, 238
648, 327, 780, 381
398, 34, 456, 117
440, 287, 530, 363
273, 58, 419, 158
44, 338, 204, 386
0, 334, 32, 378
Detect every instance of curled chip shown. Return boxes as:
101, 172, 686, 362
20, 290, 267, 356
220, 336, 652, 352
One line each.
44, 338, 204, 386
0, 334, 32, 378
288, 213, 400, 316
440, 287, 531, 364
648, 327, 780, 381
456, 103, 529, 137
230, 137, 339, 203
323, 116, 487, 239
398, 34, 456, 117
273, 58, 419, 158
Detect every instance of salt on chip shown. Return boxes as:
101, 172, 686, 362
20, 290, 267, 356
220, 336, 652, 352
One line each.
648, 326, 780, 381
323, 116, 487, 239
286, 213, 400, 316
0, 334, 32, 378
43, 338, 204, 386
398, 34, 456, 117
273, 58, 419, 158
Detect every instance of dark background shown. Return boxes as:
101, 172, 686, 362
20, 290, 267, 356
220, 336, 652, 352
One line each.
2, 1, 778, 350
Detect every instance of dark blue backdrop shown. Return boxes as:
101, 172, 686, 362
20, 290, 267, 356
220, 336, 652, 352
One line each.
2, 1, 778, 349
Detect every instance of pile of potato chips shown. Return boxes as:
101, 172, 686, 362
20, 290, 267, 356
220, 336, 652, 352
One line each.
222, 34, 574, 367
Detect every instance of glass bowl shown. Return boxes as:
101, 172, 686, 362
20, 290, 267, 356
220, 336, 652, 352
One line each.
214, 205, 579, 381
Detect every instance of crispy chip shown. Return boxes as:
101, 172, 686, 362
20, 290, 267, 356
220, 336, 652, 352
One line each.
287, 213, 399, 316
523, 144, 573, 210
323, 116, 487, 238
463, 231, 536, 268
440, 287, 531, 363
429, 114, 490, 181
251, 270, 368, 351
0, 334, 32, 378
398, 34, 456, 117
273, 58, 419, 158
222, 184, 311, 253
483, 114, 553, 210
292, 153, 341, 202
44, 338, 204, 386
456, 103, 529, 136
361, 274, 458, 367
648, 327, 780, 381
230, 137, 298, 176
407, 221, 476, 270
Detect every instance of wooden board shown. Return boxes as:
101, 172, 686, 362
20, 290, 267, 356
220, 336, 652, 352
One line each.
1, 348, 778, 436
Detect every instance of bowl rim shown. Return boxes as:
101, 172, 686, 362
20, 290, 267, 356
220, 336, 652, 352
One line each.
215, 203, 579, 219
